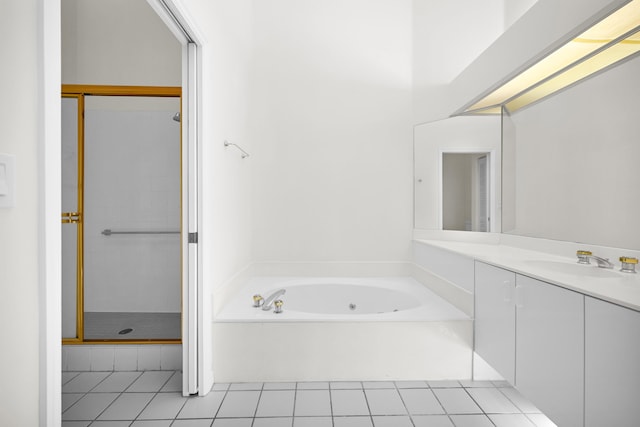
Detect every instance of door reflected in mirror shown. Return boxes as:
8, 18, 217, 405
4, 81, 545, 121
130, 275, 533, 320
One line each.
442, 152, 491, 232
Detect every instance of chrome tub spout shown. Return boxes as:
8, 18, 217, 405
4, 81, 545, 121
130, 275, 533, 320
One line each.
262, 288, 286, 310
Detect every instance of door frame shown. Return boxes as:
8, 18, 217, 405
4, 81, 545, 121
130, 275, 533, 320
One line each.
145, 0, 204, 396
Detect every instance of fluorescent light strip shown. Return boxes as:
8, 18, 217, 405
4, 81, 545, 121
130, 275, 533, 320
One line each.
461, 0, 640, 115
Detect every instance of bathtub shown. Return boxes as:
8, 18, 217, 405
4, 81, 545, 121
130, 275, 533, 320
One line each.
213, 277, 472, 382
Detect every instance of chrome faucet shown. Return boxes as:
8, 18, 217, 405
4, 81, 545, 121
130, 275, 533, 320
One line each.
577, 250, 615, 269
262, 288, 286, 311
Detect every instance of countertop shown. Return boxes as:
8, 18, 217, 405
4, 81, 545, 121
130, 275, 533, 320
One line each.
414, 239, 640, 312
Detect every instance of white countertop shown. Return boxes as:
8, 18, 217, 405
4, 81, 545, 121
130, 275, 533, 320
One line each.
415, 239, 640, 312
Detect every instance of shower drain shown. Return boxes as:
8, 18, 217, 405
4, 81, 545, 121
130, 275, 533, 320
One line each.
118, 328, 134, 335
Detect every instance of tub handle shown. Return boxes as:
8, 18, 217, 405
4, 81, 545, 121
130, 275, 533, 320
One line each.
274, 299, 284, 314
253, 294, 264, 308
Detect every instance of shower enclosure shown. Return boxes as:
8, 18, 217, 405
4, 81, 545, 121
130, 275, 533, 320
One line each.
62, 85, 182, 343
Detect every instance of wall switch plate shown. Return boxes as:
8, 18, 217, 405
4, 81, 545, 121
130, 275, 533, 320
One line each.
0, 153, 15, 208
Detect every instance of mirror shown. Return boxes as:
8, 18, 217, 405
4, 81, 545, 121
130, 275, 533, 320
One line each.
501, 54, 640, 250
414, 115, 501, 232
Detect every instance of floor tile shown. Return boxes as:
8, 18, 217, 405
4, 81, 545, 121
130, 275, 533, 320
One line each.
62, 393, 85, 412
499, 387, 541, 413
211, 419, 252, 427
97, 392, 155, 420
171, 420, 215, 427
525, 413, 558, 427
395, 381, 429, 389
432, 389, 482, 415
411, 415, 455, 427
228, 382, 263, 391
365, 389, 407, 415
90, 422, 131, 427
492, 381, 511, 388
362, 381, 395, 389
372, 415, 413, 426
297, 382, 329, 390
62, 372, 81, 385
399, 388, 445, 415
293, 417, 333, 427
216, 390, 261, 418
331, 381, 363, 389
62, 372, 110, 393
264, 382, 296, 390
333, 416, 373, 427
255, 390, 295, 417
211, 383, 230, 391
252, 418, 293, 427
489, 413, 536, 426
295, 390, 332, 416
466, 388, 519, 414
137, 392, 188, 419
127, 371, 174, 392
130, 421, 172, 427
331, 389, 370, 416
160, 371, 182, 392
62, 393, 119, 421
459, 380, 495, 388
62, 422, 91, 427
177, 391, 225, 419
92, 371, 143, 392
428, 381, 461, 389
449, 414, 494, 427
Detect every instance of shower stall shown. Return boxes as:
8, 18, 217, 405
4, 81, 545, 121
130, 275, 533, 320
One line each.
62, 85, 182, 343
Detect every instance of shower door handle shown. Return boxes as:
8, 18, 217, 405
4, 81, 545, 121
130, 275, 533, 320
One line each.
61, 212, 82, 224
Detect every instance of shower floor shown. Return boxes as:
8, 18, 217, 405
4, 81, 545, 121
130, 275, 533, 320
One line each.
84, 312, 181, 340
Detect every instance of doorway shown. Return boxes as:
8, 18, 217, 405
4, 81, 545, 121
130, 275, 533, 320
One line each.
61, 85, 182, 344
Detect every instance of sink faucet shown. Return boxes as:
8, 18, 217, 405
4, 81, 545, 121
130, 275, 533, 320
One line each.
576, 250, 615, 269
262, 288, 286, 311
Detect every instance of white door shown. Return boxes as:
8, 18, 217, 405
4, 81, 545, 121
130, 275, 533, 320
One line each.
474, 261, 516, 384
515, 275, 584, 427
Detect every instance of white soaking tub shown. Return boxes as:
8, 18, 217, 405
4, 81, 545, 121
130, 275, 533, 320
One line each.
213, 277, 472, 382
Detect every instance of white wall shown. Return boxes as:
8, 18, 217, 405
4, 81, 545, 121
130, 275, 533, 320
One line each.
506, 55, 640, 250
412, 0, 505, 123
504, 0, 538, 29
250, 0, 414, 264
62, 0, 181, 85
0, 0, 44, 425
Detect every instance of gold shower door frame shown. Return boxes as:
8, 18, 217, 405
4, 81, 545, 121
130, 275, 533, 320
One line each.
62, 84, 182, 345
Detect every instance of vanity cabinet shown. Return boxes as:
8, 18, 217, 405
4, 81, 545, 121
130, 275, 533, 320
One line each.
515, 274, 584, 427
474, 262, 516, 383
585, 297, 640, 427
475, 261, 584, 427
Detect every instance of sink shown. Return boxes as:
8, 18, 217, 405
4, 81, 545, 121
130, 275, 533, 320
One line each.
524, 260, 621, 279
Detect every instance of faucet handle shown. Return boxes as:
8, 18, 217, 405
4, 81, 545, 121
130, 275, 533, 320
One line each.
577, 250, 592, 264
274, 299, 284, 314
253, 294, 264, 308
620, 256, 638, 274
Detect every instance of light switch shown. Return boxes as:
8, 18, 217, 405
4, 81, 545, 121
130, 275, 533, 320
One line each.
0, 153, 15, 208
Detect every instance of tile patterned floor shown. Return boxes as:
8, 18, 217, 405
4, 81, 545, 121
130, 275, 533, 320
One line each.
62, 372, 558, 427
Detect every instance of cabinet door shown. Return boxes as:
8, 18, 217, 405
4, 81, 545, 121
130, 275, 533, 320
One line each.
475, 262, 516, 384
516, 275, 584, 427
585, 297, 640, 427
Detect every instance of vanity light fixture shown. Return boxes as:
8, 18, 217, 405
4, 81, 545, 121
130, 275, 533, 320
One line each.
458, 0, 640, 115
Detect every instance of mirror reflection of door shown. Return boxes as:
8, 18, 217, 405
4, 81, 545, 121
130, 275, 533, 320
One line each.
442, 152, 490, 232
61, 87, 182, 343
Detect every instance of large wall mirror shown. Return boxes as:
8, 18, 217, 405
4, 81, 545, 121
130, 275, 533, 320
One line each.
414, 116, 501, 232
414, 54, 640, 251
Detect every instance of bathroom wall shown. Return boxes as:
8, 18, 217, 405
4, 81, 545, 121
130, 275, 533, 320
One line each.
505, 54, 640, 250
0, 0, 45, 424
412, 0, 505, 123
250, 0, 414, 264
62, 0, 180, 85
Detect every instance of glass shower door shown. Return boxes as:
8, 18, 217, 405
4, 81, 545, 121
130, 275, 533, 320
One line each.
61, 95, 83, 341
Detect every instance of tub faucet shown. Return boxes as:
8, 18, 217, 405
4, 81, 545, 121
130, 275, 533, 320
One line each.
262, 289, 286, 311
577, 250, 615, 269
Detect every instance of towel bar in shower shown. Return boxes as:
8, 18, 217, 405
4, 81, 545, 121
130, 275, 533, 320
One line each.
101, 229, 180, 236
